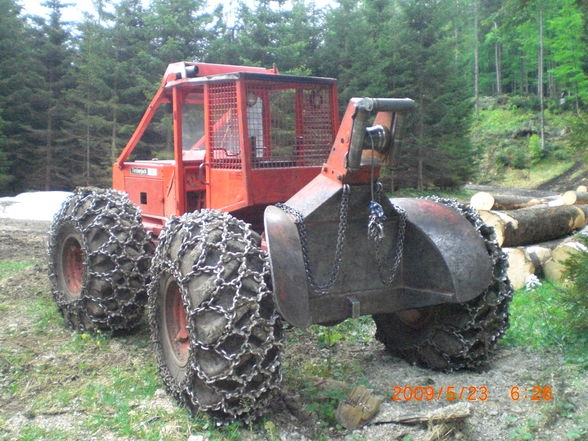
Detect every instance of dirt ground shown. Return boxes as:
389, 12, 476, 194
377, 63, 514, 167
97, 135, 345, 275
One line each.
0, 218, 586, 441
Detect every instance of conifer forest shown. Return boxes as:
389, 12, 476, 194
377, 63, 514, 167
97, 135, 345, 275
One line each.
1, 0, 587, 194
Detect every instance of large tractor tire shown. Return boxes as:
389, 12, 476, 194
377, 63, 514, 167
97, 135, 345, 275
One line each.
148, 210, 283, 421
48, 188, 153, 332
373, 197, 513, 371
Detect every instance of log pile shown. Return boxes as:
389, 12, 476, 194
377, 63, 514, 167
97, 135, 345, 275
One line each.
470, 186, 588, 289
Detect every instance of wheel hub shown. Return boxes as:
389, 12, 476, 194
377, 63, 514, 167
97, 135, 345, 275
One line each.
61, 235, 84, 297
396, 308, 432, 329
163, 280, 189, 367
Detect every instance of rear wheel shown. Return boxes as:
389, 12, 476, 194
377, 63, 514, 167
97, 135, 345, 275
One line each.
373, 197, 513, 371
148, 210, 283, 421
48, 188, 154, 332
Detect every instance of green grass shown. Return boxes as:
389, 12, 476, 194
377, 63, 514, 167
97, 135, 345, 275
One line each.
503, 282, 570, 348
309, 316, 374, 347
503, 281, 588, 368
0, 264, 245, 441
0, 259, 35, 280
471, 99, 581, 185
497, 158, 575, 188
473, 107, 536, 136
19, 426, 72, 441
27, 295, 65, 334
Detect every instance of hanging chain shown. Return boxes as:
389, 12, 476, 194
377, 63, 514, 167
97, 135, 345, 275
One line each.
365, 131, 407, 286
276, 185, 351, 295
369, 182, 407, 285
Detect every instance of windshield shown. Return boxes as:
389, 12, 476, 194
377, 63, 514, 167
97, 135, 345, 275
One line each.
182, 94, 205, 151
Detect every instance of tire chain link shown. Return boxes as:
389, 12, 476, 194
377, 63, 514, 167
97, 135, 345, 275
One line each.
148, 210, 283, 422
420, 196, 513, 370
375, 196, 513, 371
47, 187, 153, 332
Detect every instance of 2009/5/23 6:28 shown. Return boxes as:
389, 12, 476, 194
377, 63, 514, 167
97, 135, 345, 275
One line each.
391, 385, 489, 402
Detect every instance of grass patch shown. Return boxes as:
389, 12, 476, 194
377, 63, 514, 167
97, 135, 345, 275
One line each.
0, 259, 35, 280
503, 281, 588, 368
503, 282, 570, 348
19, 425, 73, 441
310, 316, 374, 347
26, 295, 64, 334
497, 158, 575, 188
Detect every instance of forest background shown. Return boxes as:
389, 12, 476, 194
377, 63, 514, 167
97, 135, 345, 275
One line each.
1, 0, 587, 194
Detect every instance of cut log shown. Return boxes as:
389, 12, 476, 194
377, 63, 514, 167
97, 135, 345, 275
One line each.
560, 190, 579, 205
335, 385, 384, 429
372, 402, 472, 425
478, 205, 586, 247
469, 192, 496, 210
576, 204, 588, 221
503, 248, 535, 290
575, 192, 588, 205
470, 191, 575, 211
531, 236, 573, 250
524, 245, 552, 271
504, 245, 557, 289
577, 185, 587, 193
544, 239, 588, 283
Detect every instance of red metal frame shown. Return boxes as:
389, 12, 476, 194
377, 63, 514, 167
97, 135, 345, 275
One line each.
112, 62, 340, 235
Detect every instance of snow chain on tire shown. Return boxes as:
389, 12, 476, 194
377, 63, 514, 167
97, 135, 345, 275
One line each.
373, 197, 513, 371
148, 210, 283, 422
48, 187, 154, 332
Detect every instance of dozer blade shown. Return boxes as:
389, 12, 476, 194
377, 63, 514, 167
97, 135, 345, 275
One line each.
264, 175, 494, 328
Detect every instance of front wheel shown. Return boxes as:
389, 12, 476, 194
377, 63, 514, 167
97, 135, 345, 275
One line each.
148, 210, 283, 421
373, 197, 513, 371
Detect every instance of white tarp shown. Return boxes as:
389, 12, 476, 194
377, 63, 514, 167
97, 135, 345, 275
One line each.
0, 191, 72, 221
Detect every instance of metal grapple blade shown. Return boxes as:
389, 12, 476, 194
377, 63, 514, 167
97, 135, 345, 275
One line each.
264, 175, 493, 328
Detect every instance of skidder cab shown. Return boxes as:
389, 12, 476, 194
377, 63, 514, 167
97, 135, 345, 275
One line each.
48, 61, 512, 421
112, 61, 340, 233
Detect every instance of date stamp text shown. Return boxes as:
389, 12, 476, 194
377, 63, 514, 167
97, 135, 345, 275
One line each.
390, 385, 553, 402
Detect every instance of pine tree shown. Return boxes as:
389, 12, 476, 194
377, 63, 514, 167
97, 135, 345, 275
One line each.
109, 0, 154, 163
392, 0, 476, 188
31, 0, 76, 190
146, 0, 212, 65
68, 1, 117, 187
0, 0, 43, 193
548, 0, 588, 112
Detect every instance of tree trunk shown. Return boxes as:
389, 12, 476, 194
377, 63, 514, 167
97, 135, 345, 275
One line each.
494, 22, 502, 95
522, 56, 529, 95
547, 60, 556, 99
416, 92, 424, 190
470, 191, 576, 211
45, 108, 53, 191
474, 0, 480, 117
538, 7, 545, 151
85, 97, 91, 185
478, 205, 586, 247
111, 107, 118, 165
